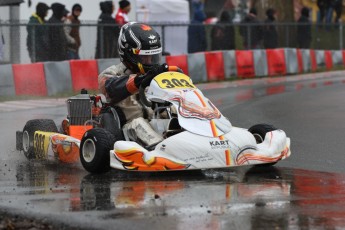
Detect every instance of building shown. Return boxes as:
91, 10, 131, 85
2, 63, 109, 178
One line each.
0, 0, 24, 63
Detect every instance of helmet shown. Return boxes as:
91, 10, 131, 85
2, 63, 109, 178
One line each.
118, 22, 162, 74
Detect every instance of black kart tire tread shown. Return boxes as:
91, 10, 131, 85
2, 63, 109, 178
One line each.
248, 123, 276, 143
80, 128, 116, 174
248, 123, 277, 167
22, 119, 58, 160
100, 112, 125, 141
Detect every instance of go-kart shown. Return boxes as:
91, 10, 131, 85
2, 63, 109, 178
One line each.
16, 66, 291, 173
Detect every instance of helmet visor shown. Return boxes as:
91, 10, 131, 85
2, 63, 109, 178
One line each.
135, 47, 162, 65
138, 53, 161, 65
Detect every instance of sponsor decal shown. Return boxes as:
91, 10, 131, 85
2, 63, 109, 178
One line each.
138, 48, 162, 55
148, 35, 156, 40
141, 24, 152, 31
149, 39, 157, 44
148, 35, 158, 44
183, 153, 214, 163
132, 49, 140, 54
209, 140, 231, 149
51, 134, 80, 163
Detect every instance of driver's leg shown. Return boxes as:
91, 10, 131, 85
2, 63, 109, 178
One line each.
124, 117, 163, 146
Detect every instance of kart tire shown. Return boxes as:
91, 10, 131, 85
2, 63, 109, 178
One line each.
248, 123, 277, 167
248, 123, 276, 144
100, 112, 125, 141
80, 128, 116, 174
22, 119, 58, 160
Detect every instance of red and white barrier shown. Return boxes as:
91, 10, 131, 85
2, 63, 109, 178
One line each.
12, 63, 47, 96
70, 60, 99, 92
0, 48, 344, 97
266, 49, 286, 76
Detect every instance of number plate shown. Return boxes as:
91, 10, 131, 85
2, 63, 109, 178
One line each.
154, 72, 195, 89
34, 131, 53, 159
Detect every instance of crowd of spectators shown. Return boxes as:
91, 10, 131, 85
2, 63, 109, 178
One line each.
317, 0, 343, 25
26, 0, 131, 63
188, 1, 342, 53
26, 1, 343, 63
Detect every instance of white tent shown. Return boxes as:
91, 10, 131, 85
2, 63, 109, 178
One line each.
136, 0, 190, 55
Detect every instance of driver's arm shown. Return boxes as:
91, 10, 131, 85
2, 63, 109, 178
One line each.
105, 74, 139, 104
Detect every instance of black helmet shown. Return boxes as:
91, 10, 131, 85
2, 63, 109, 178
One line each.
118, 22, 162, 74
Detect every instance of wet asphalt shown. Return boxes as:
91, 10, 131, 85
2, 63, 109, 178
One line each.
1, 71, 345, 229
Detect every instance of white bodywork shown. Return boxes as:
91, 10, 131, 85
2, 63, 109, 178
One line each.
110, 72, 291, 171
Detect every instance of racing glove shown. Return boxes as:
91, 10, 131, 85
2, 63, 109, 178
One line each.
134, 63, 169, 88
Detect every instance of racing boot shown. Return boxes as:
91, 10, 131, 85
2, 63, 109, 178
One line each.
124, 117, 163, 148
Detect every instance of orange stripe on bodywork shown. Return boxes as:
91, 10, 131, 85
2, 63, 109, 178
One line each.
114, 148, 189, 171
220, 135, 231, 165
194, 90, 207, 107
210, 120, 218, 137
126, 75, 139, 94
236, 146, 289, 165
194, 90, 219, 137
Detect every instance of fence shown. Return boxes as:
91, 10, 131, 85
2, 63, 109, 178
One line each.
0, 21, 344, 64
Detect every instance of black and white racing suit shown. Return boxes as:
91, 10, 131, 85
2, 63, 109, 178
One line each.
98, 62, 163, 146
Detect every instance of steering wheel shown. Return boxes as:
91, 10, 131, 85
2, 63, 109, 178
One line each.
139, 66, 183, 107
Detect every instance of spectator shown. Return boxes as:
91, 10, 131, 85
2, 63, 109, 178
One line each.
333, 0, 342, 24
210, 11, 235, 51
95, 1, 118, 59
26, 2, 50, 62
317, 0, 327, 25
62, 8, 69, 21
64, 4, 82, 60
325, 0, 334, 25
47, 3, 68, 61
115, 0, 131, 26
263, 8, 278, 49
297, 7, 312, 49
188, 1, 207, 53
239, 8, 263, 49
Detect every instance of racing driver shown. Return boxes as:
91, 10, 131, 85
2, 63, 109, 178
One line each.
98, 22, 168, 147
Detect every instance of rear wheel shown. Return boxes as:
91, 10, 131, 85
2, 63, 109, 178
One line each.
22, 119, 58, 160
80, 128, 116, 174
248, 123, 277, 167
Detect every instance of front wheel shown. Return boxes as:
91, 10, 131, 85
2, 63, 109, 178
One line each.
248, 123, 276, 144
248, 123, 277, 167
80, 128, 116, 174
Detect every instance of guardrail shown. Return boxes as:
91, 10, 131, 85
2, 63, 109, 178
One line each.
0, 48, 343, 97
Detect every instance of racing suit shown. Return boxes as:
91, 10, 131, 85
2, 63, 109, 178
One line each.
98, 62, 163, 146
